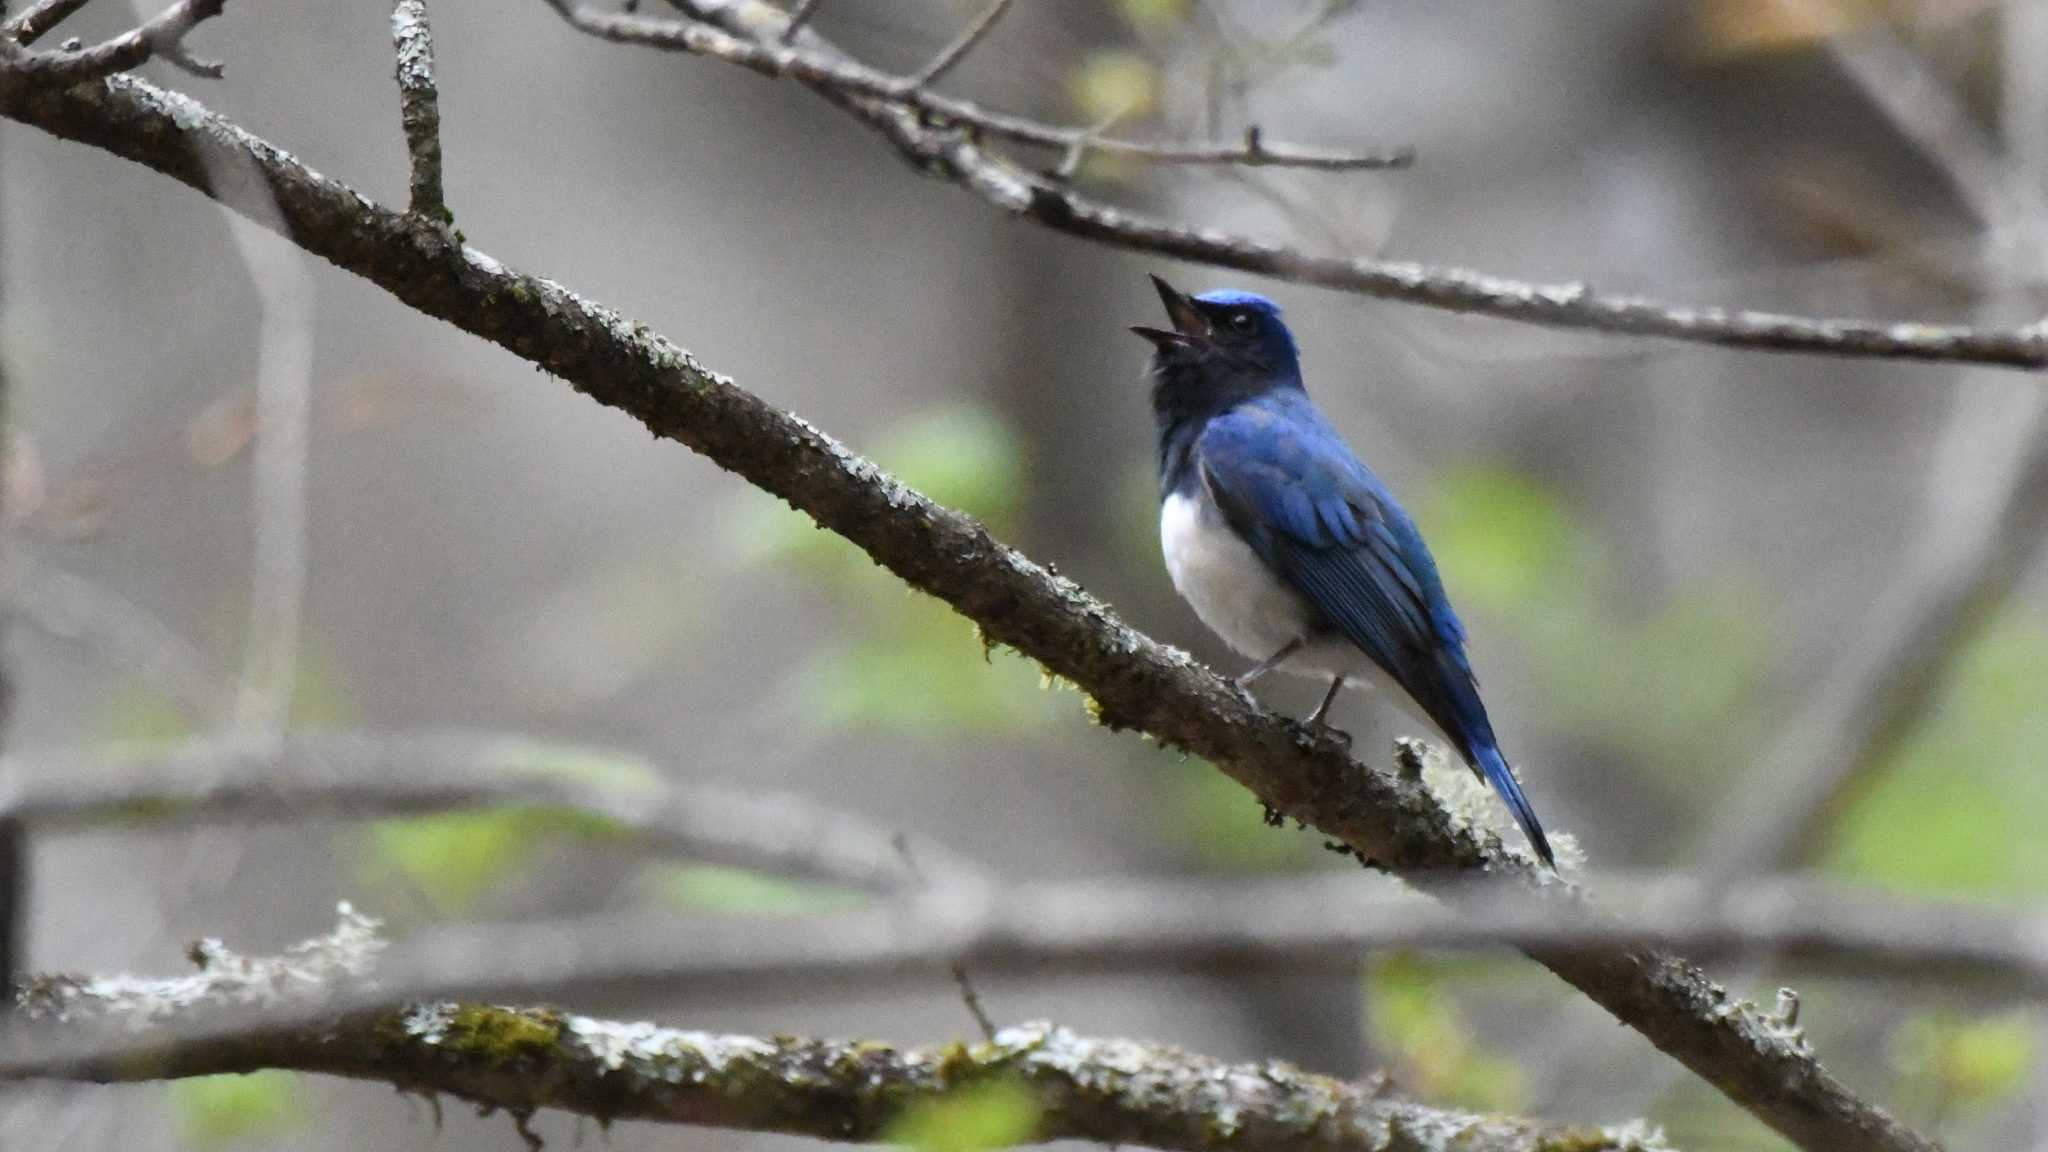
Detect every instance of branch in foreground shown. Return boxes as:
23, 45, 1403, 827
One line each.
0, 727, 969, 893
571, 0, 2048, 371
12, 910, 1672, 1152
0, 73, 1931, 1152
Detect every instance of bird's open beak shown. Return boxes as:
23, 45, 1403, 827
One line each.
1130, 274, 1209, 348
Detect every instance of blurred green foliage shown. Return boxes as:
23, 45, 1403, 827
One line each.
1824, 609, 2048, 896
728, 407, 1057, 735
884, 1080, 1040, 1152
1364, 953, 1525, 1112
355, 743, 663, 913
1889, 1010, 2037, 1123
358, 804, 626, 912
640, 863, 866, 916
1419, 467, 1771, 790
97, 645, 354, 748
170, 1071, 308, 1149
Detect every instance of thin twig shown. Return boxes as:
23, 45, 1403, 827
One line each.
0, 73, 1941, 1152
554, 0, 2048, 371
389, 0, 447, 222
778, 0, 821, 42
547, 2, 1415, 172
906, 0, 1010, 91
3, 0, 92, 45
0, 0, 223, 94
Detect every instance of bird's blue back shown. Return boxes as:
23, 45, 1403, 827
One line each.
1147, 291, 1553, 864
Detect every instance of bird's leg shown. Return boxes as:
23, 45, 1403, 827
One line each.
1234, 637, 1304, 693
1304, 674, 1346, 729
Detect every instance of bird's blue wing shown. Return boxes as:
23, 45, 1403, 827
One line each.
1195, 396, 1554, 864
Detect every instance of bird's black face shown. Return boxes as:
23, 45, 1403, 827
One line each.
1135, 275, 1301, 430
1132, 275, 1270, 369
1131, 275, 1300, 381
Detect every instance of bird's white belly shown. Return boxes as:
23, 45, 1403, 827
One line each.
1160, 491, 1357, 678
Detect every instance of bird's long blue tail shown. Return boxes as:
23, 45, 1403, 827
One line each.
1473, 742, 1554, 868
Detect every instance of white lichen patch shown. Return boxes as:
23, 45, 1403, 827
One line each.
403, 1001, 457, 1044
564, 1016, 774, 1078
22, 903, 384, 1027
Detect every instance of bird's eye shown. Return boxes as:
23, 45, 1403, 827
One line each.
1225, 311, 1256, 333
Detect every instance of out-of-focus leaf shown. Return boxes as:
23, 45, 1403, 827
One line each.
171, 1071, 309, 1149
1163, 758, 1323, 870
1365, 953, 1524, 1111
95, 644, 352, 748
1824, 611, 2048, 896
641, 863, 866, 915
885, 1080, 1040, 1152
1116, 0, 1187, 33
1069, 51, 1159, 125
1416, 469, 1581, 614
786, 596, 1050, 734
1891, 1010, 2036, 1117
358, 805, 626, 912
97, 684, 197, 747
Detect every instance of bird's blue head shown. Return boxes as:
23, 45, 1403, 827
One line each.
1134, 275, 1303, 433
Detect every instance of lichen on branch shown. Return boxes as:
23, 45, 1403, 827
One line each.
9, 908, 1669, 1152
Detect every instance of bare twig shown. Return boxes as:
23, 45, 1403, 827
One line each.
0, 0, 223, 94
906, 0, 1010, 91
2, 0, 92, 45
5, 911, 1671, 1152
0, 728, 972, 893
544, 3, 1414, 172
554, 0, 2048, 371
389, 0, 447, 222
0, 73, 1937, 1152
778, 0, 821, 43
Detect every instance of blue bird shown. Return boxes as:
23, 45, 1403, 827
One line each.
1133, 276, 1554, 867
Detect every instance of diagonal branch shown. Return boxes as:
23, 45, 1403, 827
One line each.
0, 71, 1933, 1152
562, 0, 2048, 371
7, 911, 1672, 1152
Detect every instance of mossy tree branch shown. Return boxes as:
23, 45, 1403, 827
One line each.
10, 910, 1671, 1152
0, 63, 1930, 1152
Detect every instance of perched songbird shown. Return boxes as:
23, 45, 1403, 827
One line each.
1133, 276, 1554, 866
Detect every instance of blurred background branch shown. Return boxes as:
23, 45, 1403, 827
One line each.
5, 909, 1673, 1152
